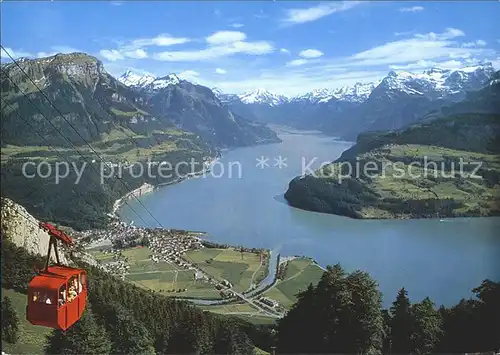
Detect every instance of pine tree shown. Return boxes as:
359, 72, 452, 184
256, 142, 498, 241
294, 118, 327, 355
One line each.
471, 279, 500, 351
276, 283, 319, 353
389, 287, 413, 353
1, 296, 20, 344
342, 270, 384, 354
98, 304, 155, 355
45, 306, 112, 355
314, 263, 350, 353
410, 297, 443, 354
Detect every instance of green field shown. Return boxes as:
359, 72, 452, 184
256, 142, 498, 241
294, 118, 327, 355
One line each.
1, 126, 192, 165
90, 246, 268, 299
198, 303, 278, 325
185, 248, 269, 293
89, 246, 219, 298
262, 258, 324, 309
2, 288, 50, 355
318, 144, 500, 219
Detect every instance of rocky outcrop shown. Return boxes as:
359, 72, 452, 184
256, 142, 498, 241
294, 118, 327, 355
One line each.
1, 197, 97, 267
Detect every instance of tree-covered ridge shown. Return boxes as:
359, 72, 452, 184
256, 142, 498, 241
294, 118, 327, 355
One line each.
276, 264, 499, 354
1, 239, 272, 354
2, 236, 499, 354
1, 52, 280, 149
284, 73, 500, 219
0, 52, 281, 229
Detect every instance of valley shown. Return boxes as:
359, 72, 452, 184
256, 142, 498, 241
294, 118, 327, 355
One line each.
1, 50, 499, 355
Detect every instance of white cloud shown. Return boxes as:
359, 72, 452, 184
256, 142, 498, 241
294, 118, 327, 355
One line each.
399, 6, 424, 13
229, 23, 244, 29
100, 49, 124, 61
282, 1, 363, 24
347, 28, 473, 67
122, 48, 148, 59
299, 49, 324, 59
414, 27, 465, 41
178, 70, 200, 81
110, 1, 123, 6
128, 34, 190, 49
97, 34, 190, 61
286, 59, 309, 67
153, 40, 274, 62
394, 30, 416, 37
389, 59, 464, 71
206, 31, 246, 45
462, 39, 487, 48
280, 48, 290, 54
215, 68, 227, 74
1, 47, 34, 61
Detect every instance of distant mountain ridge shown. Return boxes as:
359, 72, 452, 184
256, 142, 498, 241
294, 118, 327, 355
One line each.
1, 52, 280, 149
117, 70, 280, 148
283, 72, 500, 220
212, 63, 496, 140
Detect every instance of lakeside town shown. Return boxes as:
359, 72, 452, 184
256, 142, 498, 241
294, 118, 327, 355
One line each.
68, 173, 314, 317
72, 216, 302, 318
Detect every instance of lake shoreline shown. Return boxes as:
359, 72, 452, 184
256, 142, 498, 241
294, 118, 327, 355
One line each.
111, 156, 218, 221
115, 127, 500, 308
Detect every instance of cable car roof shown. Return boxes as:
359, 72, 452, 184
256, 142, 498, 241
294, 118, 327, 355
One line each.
29, 266, 86, 289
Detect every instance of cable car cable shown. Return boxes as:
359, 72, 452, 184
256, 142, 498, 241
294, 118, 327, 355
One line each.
0, 73, 153, 228
2, 97, 187, 293
2, 51, 276, 312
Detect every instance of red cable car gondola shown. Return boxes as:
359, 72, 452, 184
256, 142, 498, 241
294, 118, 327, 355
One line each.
26, 222, 87, 331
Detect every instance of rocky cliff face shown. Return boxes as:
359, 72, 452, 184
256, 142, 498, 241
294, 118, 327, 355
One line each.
1, 197, 96, 267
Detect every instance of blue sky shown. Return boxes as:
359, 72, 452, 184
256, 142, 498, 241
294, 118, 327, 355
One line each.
2, 1, 499, 96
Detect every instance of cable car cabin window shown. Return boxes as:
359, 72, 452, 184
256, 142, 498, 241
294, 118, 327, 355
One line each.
58, 284, 67, 307
80, 273, 86, 291
32, 290, 55, 305
67, 275, 79, 303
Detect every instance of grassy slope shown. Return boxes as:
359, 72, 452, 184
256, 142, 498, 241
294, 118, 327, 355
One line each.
185, 248, 269, 293
2, 288, 50, 355
322, 144, 500, 218
262, 258, 324, 309
285, 113, 500, 219
89, 247, 268, 299
1, 127, 192, 164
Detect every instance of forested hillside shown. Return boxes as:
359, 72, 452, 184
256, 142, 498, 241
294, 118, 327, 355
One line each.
3, 239, 498, 354
0, 52, 280, 230
284, 71, 500, 219
1, 240, 274, 354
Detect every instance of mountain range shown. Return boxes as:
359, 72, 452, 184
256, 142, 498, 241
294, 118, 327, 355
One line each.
211, 63, 497, 139
284, 70, 500, 219
0, 52, 279, 229
115, 62, 497, 142
1, 53, 280, 150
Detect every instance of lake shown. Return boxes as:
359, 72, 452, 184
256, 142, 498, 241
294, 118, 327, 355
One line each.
119, 126, 500, 307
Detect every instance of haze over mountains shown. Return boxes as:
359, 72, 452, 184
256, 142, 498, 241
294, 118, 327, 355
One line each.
120, 62, 497, 140
1, 53, 280, 150
285, 69, 500, 219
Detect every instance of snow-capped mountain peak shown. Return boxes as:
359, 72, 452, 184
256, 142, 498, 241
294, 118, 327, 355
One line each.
330, 82, 379, 103
212, 87, 239, 103
150, 73, 180, 90
378, 62, 495, 100
118, 70, 155, 88
238, 88, 288, 106
118, 71, 181, 91
293, 82, 378, 104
